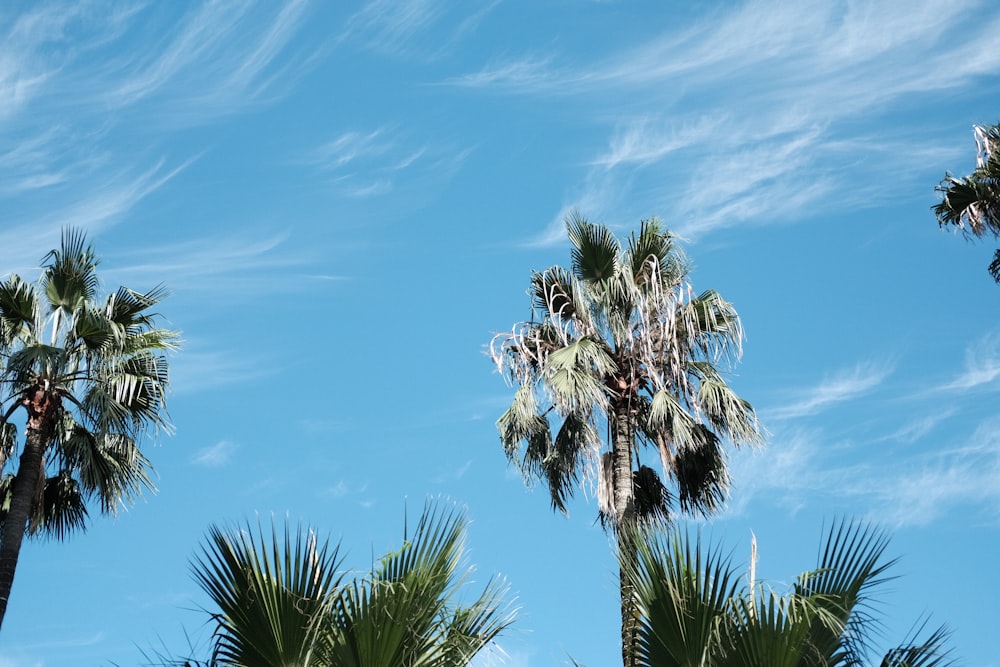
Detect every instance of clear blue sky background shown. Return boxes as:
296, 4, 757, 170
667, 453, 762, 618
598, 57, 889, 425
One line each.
2, 1, 999, 665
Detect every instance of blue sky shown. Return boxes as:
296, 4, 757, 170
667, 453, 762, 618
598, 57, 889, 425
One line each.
2, 1, 999, 665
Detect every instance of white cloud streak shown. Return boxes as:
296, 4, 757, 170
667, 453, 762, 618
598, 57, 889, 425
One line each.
448, 0, 1000, 243
767, 361, 894, 420
941, 332, 1000, 391
192, 440, 239, 468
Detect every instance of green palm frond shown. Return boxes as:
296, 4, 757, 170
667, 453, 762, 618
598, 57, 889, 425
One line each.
626, 217, 678, 291
0, 471, 89, 541
40, 228, 100, 316
722, 589, 838, 667
105, 284, 170, 330
625, 526, 739, 667
324, 502, 515, 667
543, 337, 616, 414
59, 424, 154, 514
879, 622, 957, 667
531, 267, 578, 322
567, 211, 620, 284
673, 426, 729, 517
546, 412, 594, 513
193, 518, 344, 667
0, 275, 38, 345
795, 520, 894, 666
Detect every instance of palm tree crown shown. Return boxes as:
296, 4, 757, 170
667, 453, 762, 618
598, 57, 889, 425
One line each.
0, 229, 177, 629
624, 520, 958, 667
934, 121, 1000, 281
491, 212, 762, 664
153, 501, 515, 667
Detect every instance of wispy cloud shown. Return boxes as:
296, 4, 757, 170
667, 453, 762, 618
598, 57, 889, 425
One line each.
300, 125, 471, 201
730, 416, 1000, 528
766, 361, 894, 420
103, 0, 315, 119
104, 231, 312, 294
865, 419, 1000, 526
448, 0, 1000, 241
941, 332, 1000, 391
192, 440, 239, 468
339, 0, 499, 59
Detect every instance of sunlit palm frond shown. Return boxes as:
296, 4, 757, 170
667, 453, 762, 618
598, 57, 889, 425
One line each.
625, 527, 740, 667
722, 589, 839, 667
626, 217, 679, 292
543, 337, 616, 414
695, 376, 763, 447
795, 520, 894, 667
193, 518, 344, 667
935, 122, 1000, 282
105, 285, 170, 330
324, 502, 515, 667
40, 228, 100, 317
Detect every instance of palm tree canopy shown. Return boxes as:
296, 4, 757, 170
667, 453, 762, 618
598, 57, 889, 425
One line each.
492, 212, 762, 527
159, 501, 515, 667
934, 121, 1000, 282
0, 228, 177, 534
623, 521, 958, 667
0, 229, 177, 629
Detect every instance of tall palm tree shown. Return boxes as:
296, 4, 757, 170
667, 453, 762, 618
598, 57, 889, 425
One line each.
934, 121, 1000, 281
624, 521, 957, 667
0, 229, 177, 629
152, 501, 515, 667
491, 212, 763, 666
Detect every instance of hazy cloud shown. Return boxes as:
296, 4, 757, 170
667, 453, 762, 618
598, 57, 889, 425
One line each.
767, 361, 894, 420
192, 440, 239, 467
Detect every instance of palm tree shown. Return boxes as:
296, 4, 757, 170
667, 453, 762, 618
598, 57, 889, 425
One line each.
0, 229, 177, 629
624, 521, 957, 667
934, 121, 1000, 281
152, 501, 515, 667
490, 212, 763, 666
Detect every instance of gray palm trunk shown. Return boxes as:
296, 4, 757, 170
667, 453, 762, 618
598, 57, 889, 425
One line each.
0, 384, 59, 628
611, 395, 639, 667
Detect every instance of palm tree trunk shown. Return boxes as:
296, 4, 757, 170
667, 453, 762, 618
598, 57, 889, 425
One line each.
0, 386, 57, 631
611, 397, 638, 667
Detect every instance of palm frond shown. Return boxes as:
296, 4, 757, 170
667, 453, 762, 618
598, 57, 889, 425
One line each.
0, 471, 89, 541
0, 275, 38, 345
192, 518, 344, 667
566, 211, 620, 284
674, 426, 729, 517
543, 337, 615, 414
624, 526, 740, 667
631, 465, 672, 527
879, 621, 957, 667
795, 519, 895, 666
41, 228, 100, 316
546, 412, 595, 513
